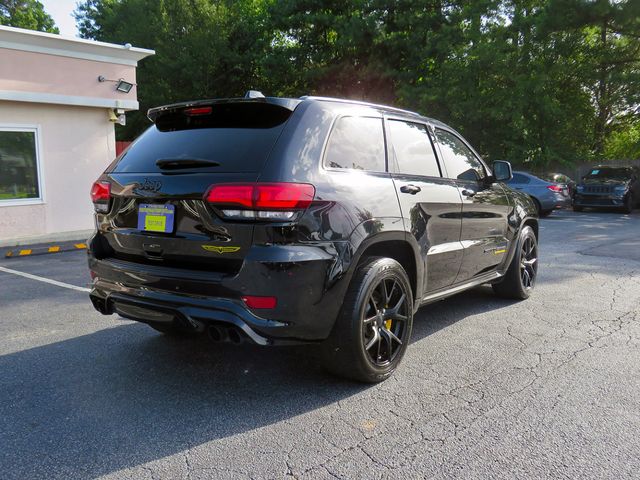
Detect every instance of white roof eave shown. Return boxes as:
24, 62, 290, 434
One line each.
0, 25, 155, 66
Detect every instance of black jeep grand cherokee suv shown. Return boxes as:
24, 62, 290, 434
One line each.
88, 94, 539, 382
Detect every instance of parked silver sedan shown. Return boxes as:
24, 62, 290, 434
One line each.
505, 171, 572, 216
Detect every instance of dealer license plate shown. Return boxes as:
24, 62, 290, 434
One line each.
137, 204, 175, 233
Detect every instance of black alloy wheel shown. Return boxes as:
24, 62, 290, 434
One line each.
361, 277, 410, 367
493, 225, 538, 300
323, 257, 414, 383
519, 235, 538, 291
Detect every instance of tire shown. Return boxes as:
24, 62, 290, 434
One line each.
573, 205, 583, 212
322, 257, 414, 383
531, 197, 542, 216
492, 226, 538, 300
540, 209, 553, 217
622, 195, 633, 214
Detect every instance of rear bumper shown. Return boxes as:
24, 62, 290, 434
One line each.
554, 195, 572, 208
88, 241, 351, 343
89, 283, 285, 345
537, 191, 571, 210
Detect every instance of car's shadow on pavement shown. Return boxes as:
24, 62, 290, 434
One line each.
0, 286, 515, 479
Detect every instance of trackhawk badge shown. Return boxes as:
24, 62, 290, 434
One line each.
201, 245, 241, 254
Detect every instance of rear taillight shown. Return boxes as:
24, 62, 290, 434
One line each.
547, 184, 563, 193
205, 183, 315, 221
90, 181, 111, 213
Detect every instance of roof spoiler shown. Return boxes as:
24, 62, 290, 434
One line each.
147, 94, 301, 123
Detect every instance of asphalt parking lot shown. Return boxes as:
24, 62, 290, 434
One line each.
1, 210, 639, 479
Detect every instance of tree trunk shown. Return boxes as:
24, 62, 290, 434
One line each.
593, 20, 608, 156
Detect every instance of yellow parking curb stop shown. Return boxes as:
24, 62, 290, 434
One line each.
4, 243, 87, 258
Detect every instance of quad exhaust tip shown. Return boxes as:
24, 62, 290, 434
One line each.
208, 324, 246, 345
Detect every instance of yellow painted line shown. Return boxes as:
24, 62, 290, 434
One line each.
74, 243, 87, 249
48, 246, 61, 253
19, 249, 32, 256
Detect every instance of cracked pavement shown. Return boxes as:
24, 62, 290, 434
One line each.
0, 209, 639, 479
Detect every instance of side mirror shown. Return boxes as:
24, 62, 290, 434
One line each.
492, 160, 513, 182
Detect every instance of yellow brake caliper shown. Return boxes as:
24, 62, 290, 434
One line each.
384, 304, 392, 330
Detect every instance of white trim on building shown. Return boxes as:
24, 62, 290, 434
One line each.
0, 25, 154, 66
0, 90, 139, 110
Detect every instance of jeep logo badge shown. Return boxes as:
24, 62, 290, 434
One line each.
136, 178, 162, 193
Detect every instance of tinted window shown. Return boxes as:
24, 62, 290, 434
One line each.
0, 130, 40, 201
112, 103, 292, 173
435, 129, 485, 181
324, 117, 385, 171
509, 173, 531, 184
585, 167, 632, 181
388, 120, 440, 177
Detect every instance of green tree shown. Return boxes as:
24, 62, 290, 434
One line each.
0, 0, 58, 33
74, 0, 640, 165
542, 0, 640, 158
75, 0, 269, 139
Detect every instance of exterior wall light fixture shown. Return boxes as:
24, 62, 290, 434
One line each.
98, 75, 135, 93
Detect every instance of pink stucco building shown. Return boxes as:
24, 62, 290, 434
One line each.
0, 25, 154, 245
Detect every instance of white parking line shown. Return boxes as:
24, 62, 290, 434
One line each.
0, 266, 90, 293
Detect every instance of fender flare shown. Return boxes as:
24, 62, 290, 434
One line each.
500, 215, 538, 274
346, 219, 424, 299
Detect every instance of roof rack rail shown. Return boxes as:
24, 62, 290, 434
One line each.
300, 95, 421, 117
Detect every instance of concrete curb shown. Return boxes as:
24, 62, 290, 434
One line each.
4, 242, 87, 258
0, 229, 94, 248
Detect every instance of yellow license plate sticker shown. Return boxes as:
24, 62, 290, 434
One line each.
144, 215, 167, 232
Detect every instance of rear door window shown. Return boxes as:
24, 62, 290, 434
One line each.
434, 129, 486, 182
387, 120, 441, 177
324, 117, 385, 171
111, 102, 292, 173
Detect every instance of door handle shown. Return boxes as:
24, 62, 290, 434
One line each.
461, 189, 476, 197
400, 184, 421, 195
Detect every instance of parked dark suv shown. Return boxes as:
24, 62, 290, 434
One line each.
573, 166, 639, 213
88, 94, 539, 382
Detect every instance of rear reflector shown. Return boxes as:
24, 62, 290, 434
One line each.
90, 181, 111, 213
242, 295, 277, 309
205, 183, 315, 220
184, 106, 212, 116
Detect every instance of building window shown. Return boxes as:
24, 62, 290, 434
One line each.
0, 127, 43, 204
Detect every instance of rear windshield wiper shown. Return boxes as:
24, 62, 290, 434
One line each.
156, 158, 221, 169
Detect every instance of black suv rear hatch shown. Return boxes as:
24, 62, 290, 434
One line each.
96, 100, 298, 274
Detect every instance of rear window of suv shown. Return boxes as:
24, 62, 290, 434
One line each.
111, 102, 292, 174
